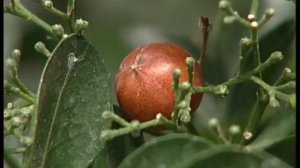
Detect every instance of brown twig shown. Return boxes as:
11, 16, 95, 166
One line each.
198, 16, 212, 64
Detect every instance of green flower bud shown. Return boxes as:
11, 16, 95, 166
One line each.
42, 0, 53, 9
35, 42, 50, 57
228, 125, 241, 135
208, 118, 219, 128
265, 8, 275, 17
52, 24, 64, 38
219, 0, 230, 10
180, 82, 191, 90
75, 19, 89, 34
223, 16, 236, 24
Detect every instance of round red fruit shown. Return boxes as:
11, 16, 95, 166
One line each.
115, 43, 203, 122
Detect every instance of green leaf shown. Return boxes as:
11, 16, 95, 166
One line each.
27, 34, 112, 168
118, 133, 214, 168
174, 146, 292, 168
247, 105, 295, 166
247, 107, 295, 150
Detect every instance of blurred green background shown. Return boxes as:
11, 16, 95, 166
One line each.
4, 0, 295, 167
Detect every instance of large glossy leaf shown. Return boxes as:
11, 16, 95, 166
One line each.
174, 146, 292, 168
118, 133, 214, 168
26, 34, 112, 168
248, 106, 295, 150
247, 104, 295, 166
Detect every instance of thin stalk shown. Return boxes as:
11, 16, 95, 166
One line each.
13, 76, 35, 98
4, 81, 35, 104
41, 2, 69, 20
240, 91, 268, 145
67, 0, 75, 32
198, 16, 211, 64
193, 51, 283, 95
250, 0, 260, 17
101, 117, 175, 141
250, 76, 291, 102
5, 0, 52, 34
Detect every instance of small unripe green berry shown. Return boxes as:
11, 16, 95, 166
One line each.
270, 51, 283, 62
177, 101, 188, 109
247, 14, 256, 21
12, 117, 22, 127
219, 0, 230, 10
250, 21, 258, 28
52, 24, 64, 37
215, 85, 229, 97
180, 82, 191, 90
229, 125, 241, 135
173, 69, 181, 79
6, 58, 15, 68
223, 16, 236, 24
102, 111, 112, 119
131, 120, 140, 130
156, 113, 163, 119
180, 110, 191, 123
75, 19, 89, 34
35, 42, 50, 57
42, 0, 53, 9
265, 8, 275, 17
185, 57, 195, 67
21, 137, 33, 146
7, 102, 13, 109
12, 49, 21, 62
243, 131, 253, 140
240, 37, 251, 46
284, 67, 291, 74
208, 118, 219, 128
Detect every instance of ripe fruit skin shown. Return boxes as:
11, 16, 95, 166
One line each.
115, 43, 203, 122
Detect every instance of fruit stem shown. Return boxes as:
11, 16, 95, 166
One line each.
198, 16, 211, 64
